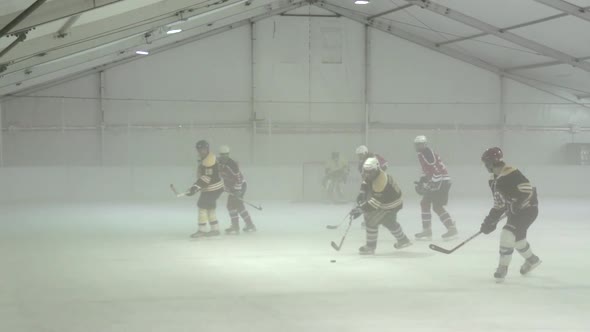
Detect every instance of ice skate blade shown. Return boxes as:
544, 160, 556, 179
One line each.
442, 235, 458, 241
521, 260, 542, 275
415, 236, 432, 242
495, 278, 505, 284
394, 242, 413, 250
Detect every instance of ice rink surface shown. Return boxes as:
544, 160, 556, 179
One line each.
1, 198, 589, 332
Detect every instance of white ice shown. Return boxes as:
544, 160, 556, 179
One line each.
1, 199, 589, 332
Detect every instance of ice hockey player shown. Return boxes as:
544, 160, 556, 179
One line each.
323, 152, 349, 202
355, 145, 388, 228
218, 145, 256, 234
186, 140, 224, 238
350, 157, 412, 255
413, 135, 458, 240
355, 145, 388, 173
480, 147, 541, 282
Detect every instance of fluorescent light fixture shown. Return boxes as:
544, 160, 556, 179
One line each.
135, 50, 149, 55
167, 29, 182, 35
354, 0, 370, 4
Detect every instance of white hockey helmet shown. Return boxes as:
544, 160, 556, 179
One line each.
355, 145, 369, 155
414, 135, 428, 144
219, 145, 230, 154
362, 157, 380, 171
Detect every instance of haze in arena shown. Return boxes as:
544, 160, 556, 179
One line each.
1, 0, 589, 331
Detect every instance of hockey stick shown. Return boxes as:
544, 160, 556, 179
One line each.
326, 212, 352, 230
226, 191, 263, 211
331, 215, 354, 251
170, 184, 189, 198
429, 231, 482, 254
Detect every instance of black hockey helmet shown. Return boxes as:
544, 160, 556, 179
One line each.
196, 140, 209, 151
481, 147, 503, 173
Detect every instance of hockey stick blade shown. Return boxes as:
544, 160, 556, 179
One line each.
428, 231, 482, 255
330, 241, 341, 251
428, 244, 453, 254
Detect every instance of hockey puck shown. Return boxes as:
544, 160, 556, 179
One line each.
330, 259, 336, 263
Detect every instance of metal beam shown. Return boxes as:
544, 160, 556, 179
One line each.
316, 1, 501, 73
535, 0, 590, 23
0, 0, 248, 73
56, 14, 82, 39
437, 12, 570, 46
0, 0, 307, 96
405, 0, 590, 72
0, 0, 122, 36
367, 4, 413, 20
281, 13, 340, 17
0, 0, 47, 38
315, 1, 590, 110
506, 55, 590, 71
0, 0, 288, 81
0, 33, 27, 59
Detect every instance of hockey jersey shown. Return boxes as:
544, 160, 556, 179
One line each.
195, 153, 224, 192
417, 147, 450, 183
487, 165, 538, 221
360, 170, 403, 212
358, 153, 388, 173
219, 158, 245, 192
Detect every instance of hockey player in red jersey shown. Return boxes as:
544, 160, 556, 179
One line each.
186, 140, 224, 238
218, 145, 256, 234
413, 136, 458, 240
355, 145, 388, 173
480, 147, 541, 282
350, 157, 411, 254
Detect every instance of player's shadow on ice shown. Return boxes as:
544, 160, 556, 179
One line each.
370, 251, 435, 259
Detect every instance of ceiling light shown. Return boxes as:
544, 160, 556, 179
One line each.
354, 0, 370, 4
135, 50, 149, 55
167, 29, 182, 35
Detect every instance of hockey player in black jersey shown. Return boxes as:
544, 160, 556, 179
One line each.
186, 140, 224, 238
350, 157, 412, 255
480, 147, 542, 282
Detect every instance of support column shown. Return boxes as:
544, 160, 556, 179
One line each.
499, 75, 506, 149
99, 70, 106, 166
364, 25, 370, 146
250, 21, 256, 163
0, 100, 3, 167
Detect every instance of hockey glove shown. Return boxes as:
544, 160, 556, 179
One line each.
480, 216, 498, 235
414, 181, 428, 196
356, 193, 365, 206
187, 185, 200, 196
350, 207, 363, 220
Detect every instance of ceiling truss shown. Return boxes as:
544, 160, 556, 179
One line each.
0, 0, 589, 101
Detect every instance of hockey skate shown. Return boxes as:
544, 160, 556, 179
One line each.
225, 224, 240, 235
394, 237, 412, 249
520, 256, 541, 275
206, 230, 221, 237
415, 229, 432, 241
441, 227, 458, 240
190, 230, 209, 239
494, 265, 508, 283
359, 245, 375, 255
243, 224, 257, 233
